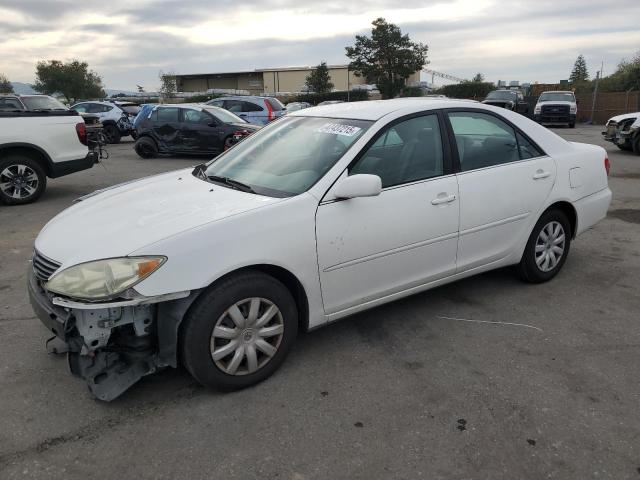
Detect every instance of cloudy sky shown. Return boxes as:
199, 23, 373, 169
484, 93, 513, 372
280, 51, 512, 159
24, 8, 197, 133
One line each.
1, 0, 639, 91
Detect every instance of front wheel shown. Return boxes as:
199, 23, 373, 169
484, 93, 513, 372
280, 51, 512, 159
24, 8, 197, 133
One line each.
0, 155, 47, 205
180, 271, 298, 391
517, 209, 571, 283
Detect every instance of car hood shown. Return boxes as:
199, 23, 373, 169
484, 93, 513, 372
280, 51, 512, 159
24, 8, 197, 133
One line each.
536, 101, 575, 106
482, 99, 514, 104
35, 168, 282, 268
607, 112, 640, 123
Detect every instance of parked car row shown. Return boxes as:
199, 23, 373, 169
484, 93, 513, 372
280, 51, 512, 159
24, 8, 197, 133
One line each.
482, 89, 578, 128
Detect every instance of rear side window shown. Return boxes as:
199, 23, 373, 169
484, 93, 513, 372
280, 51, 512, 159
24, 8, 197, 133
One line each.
448, 111, 519, 171
157, 107, 179, 122
224, 100, 244, 113
266, 98, 285, 111
516, 132, 543, 159
242, 101, 262, 112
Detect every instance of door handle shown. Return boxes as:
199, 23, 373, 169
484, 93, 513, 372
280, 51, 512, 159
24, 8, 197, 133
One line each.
533, 170, 551, 180
431, 194, 456, 205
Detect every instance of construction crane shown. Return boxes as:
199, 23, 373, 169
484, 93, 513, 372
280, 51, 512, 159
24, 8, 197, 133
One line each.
422, 69, 468, 85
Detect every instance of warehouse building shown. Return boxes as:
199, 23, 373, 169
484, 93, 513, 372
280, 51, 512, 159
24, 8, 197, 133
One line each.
175, 65, 420, 94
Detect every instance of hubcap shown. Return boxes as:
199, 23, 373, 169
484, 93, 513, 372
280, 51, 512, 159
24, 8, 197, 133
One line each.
0, 164, 39, 199
210, 297, 284, 376
535, 221, 565, 272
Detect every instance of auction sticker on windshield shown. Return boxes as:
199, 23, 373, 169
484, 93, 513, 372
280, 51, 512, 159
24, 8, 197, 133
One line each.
316, 123, 362, 137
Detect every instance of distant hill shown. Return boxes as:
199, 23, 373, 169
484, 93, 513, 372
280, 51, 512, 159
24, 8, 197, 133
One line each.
11, 82, 37, 94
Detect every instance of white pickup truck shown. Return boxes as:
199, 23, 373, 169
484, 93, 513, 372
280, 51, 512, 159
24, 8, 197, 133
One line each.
0, 110, 96, 205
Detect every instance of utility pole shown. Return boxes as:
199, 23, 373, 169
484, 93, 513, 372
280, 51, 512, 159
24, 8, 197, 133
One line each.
589, 61, 603, 124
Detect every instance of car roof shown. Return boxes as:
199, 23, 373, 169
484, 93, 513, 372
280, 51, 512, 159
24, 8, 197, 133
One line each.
540, 91, 574, 94
291, 98, 485, 121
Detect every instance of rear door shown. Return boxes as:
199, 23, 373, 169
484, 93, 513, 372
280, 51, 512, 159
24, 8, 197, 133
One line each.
446, 109, 556, 271
153, 107, 182, 152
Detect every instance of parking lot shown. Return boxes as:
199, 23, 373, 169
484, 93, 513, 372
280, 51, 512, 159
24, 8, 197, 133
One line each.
0, 125, 639, 479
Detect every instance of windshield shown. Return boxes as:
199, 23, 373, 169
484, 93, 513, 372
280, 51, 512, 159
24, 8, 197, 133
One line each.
539, 92, 575, 102
22, 96, 67, 111
204, 107, 246, 124
202, 116, 372, 197
486, 91, 516, 101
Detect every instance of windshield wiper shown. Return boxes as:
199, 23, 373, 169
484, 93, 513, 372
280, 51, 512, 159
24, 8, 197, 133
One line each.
207, 175, 256, 194
192, 163, 256, 193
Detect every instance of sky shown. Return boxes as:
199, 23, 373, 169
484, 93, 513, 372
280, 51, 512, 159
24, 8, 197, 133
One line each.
1, 0, 639, 91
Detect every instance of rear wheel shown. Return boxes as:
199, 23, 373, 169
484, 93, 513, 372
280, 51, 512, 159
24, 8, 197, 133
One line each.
633, 135, 640, 155
517, 209, 571, 283
0, 155, 47, 205
103, 124, 121, 144
134, 137, 159, 159
180, 271, 298, 391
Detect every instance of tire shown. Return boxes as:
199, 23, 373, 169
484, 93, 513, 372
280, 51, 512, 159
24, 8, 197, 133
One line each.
130, 130, 138, 141
0, 154, 47, 205
617, 143, 632, 151
569, 123, 576, 128
103, 124, 121, 144
517, 209, 571, 283
134, 137, 159, 159
633, 135, 640, 156
224, 135, 235, 150
180, 271, 298, 391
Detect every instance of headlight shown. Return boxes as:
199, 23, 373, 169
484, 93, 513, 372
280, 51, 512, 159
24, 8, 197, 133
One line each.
534, 105, 541, 114
46, 256, 166, 300
570, 105, 577, 114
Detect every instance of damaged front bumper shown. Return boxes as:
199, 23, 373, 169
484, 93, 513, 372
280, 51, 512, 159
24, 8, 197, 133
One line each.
27, 269, 197, 401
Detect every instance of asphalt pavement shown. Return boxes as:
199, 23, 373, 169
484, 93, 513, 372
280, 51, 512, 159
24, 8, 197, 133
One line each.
0, 126, 639, 479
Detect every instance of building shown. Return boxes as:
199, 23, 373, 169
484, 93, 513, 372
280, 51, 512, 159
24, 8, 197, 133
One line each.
175, 65, 420, 95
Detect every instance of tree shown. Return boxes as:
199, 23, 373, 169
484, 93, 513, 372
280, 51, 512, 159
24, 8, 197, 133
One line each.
569, 55, 589, 83
471, 73, 485, 83
346, 18, 428, 99
159, 71, 177, 99
34, 60, 105, 102
305, 62, 334, 94
0, 73, 13, 93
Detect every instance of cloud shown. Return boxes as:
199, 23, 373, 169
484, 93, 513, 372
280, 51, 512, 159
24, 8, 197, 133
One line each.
0, 0, 638, 90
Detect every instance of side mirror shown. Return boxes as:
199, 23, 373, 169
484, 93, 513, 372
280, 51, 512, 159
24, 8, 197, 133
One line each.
208, 121, 218, 127
334, 174, 382, 199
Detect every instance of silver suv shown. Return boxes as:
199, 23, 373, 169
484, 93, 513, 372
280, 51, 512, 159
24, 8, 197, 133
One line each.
206, 96, 285, 125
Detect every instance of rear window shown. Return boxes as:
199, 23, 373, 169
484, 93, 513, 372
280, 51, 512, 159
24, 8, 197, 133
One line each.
266, 98, 285, 111
121, 105, 141, 115
22, 96, 67, 111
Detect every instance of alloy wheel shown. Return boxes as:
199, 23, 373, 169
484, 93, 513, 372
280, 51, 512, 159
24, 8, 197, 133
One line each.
535, 221, 565, 272
210, 297, 284, 376
0, 164, 39, 200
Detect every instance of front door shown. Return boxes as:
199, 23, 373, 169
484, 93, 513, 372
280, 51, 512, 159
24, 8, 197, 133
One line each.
181, 108, 222, 154
445, 110, 556, 271
316, 113, 460, 316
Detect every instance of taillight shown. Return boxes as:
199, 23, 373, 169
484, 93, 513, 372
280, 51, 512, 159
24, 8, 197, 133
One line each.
264, 99, 274, 121
604, 155, 610, 176
76, 122, 87, 146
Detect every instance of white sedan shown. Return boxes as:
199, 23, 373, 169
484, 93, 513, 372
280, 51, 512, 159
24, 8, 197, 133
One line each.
28, 99, 612, 400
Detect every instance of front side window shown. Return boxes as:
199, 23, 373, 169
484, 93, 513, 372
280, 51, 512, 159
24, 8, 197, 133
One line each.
203, 117, 371, 197
183, 109, 211, 124
350, 114, 444, 188
72, 104, 90, 113
448, 111, 520, 171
